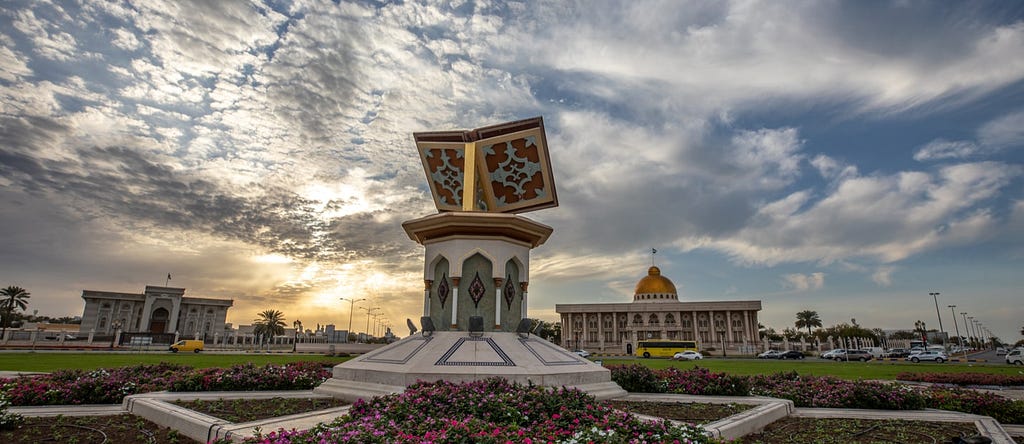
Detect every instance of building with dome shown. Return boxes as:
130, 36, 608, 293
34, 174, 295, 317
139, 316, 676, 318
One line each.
555, 266, 761, 354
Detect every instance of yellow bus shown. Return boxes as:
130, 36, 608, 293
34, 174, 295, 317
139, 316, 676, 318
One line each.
636, 340, 698, 358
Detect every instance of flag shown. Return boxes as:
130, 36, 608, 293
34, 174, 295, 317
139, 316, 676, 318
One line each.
651, 248, 657, 254
167, 273, 171, 280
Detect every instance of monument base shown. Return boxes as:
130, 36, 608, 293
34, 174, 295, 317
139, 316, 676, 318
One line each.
314, 331, 626, 402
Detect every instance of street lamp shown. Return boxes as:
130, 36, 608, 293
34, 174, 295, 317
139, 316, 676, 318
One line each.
110, 320, 122, 349
948, 305, 965, 359
967, 316, 976, 347
929, 292, 944, 347
292, 319, 302, 352
361, 306, 380, 343
960, 312, 971, 348
340, 297, 365, 343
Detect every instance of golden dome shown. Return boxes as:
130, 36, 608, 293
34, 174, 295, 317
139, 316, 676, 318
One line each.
633, 266, 678, 301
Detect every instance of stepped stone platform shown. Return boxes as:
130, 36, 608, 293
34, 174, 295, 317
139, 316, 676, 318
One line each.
314, 331, 626, 402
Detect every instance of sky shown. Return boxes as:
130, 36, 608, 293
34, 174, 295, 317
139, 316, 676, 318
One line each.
1, 0, 1022, 343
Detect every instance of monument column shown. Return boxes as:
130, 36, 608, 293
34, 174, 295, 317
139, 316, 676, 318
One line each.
450, 277, 460, 329
140, 295, 154, 332
423, 280, 432, 317
726, 310, 734, 343
520, 282, 528, 317
493, 277, 504, 329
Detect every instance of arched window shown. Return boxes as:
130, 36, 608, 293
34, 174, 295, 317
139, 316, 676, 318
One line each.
632, 314, 642, 325
665, 314, 676, 325
648, 314, 659, 325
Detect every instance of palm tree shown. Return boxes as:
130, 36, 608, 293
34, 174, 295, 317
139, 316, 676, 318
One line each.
0, 286, 30, 338
253, 309, 286, 344
794, 310, 822, 336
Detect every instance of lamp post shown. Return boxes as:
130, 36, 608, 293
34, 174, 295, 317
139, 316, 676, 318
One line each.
929, 292, 944, 347
292, 319, 302, 352
948, 305, 965, 358
340, 297, 365, 343
362, 306, 380, 344
960, 312, 971, 348
110, 320, 122, 349
967, 316, 976, 347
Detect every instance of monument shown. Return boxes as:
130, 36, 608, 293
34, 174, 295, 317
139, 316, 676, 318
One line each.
314, 117, 626, 401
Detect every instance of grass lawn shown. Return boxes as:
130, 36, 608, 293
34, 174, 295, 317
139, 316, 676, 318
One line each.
0, 352, 350, 372
599, 357, 1023, 380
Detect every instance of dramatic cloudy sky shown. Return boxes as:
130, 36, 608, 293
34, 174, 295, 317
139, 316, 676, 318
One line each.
2, 1, 1023, 341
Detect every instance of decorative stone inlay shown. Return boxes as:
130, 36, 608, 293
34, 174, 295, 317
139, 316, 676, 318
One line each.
468, 272, 486, 307
503, 275, 516, 309
482, 136, 545, 209
361, 336, 432, 365
519, 337, 586, 367
424, 148, 464, 206
435, 337, 515, 367
437, 274, 450, 308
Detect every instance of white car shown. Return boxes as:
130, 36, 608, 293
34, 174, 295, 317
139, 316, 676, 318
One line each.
1006, 349, 1023, 365
573, 349, 591, 358
757, 350, 782, 359
672, 351, 703, 361
907, 350, 948, 363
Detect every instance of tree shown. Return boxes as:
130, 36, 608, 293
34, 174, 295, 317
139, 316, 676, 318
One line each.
0, 286, 31, 337
794, 310, 822, 336
889, 330, 918, 340
253, 309, 286, 344
537, 321, 561, 344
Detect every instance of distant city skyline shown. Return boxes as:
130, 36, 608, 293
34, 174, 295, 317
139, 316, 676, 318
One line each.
0, 1, 1022, 342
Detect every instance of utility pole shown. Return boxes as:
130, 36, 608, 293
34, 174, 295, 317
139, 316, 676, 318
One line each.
960, 312, 971, 347
948, 305, 965, 359
340, 297, 364, 343
929, 292, 944, 348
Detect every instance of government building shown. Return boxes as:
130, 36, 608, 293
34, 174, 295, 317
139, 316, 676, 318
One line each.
555, 266, 761, 354
80, 285, 232, 338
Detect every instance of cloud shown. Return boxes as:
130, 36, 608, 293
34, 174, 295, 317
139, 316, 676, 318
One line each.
914, 140, 982, 161
871, 266, 896, 287
682, 162, 1020, 266
915, 109, 1024, 160
781, 272, 825, 291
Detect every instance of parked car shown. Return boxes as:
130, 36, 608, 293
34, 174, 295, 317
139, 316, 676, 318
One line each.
885, 348, 910, 358
996, 347, 1007, 356
778, 350, 804, 360
672, 351, 704, 361
906, 350, 948, 363
169, 340, 204, 353
573, 349, 591, 358
1006, 349, 1023, 365
757, 350, 782, 359
820, 349, 846, 359
833, 350, 873, 362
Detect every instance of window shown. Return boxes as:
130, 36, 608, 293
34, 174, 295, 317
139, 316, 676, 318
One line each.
632, 314, 643, 325
664, 314, 676, 325
98, 317, 107, 329
648, 314, 659, 325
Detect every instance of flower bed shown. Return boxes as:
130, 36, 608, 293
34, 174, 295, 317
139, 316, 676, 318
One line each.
896, 372, 1024, 387
609, 365, 1024, 424
0, 362, 331, 406
226, 378, 720, 444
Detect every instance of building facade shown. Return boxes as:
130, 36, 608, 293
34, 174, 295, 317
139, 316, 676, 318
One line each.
80, 285, 232, 338
555, 266, 761, 353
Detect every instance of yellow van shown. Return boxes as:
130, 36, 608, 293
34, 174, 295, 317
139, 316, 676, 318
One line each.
169, 340, 204, 353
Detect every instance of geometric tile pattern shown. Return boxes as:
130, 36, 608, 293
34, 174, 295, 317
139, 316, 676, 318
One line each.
361, 336, 432, 365
519, 337, 587, 367
435, 337, 515, 367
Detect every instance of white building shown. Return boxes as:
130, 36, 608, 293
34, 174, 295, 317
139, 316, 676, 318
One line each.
80, 285, 232, 338
556, 266, 761, 354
